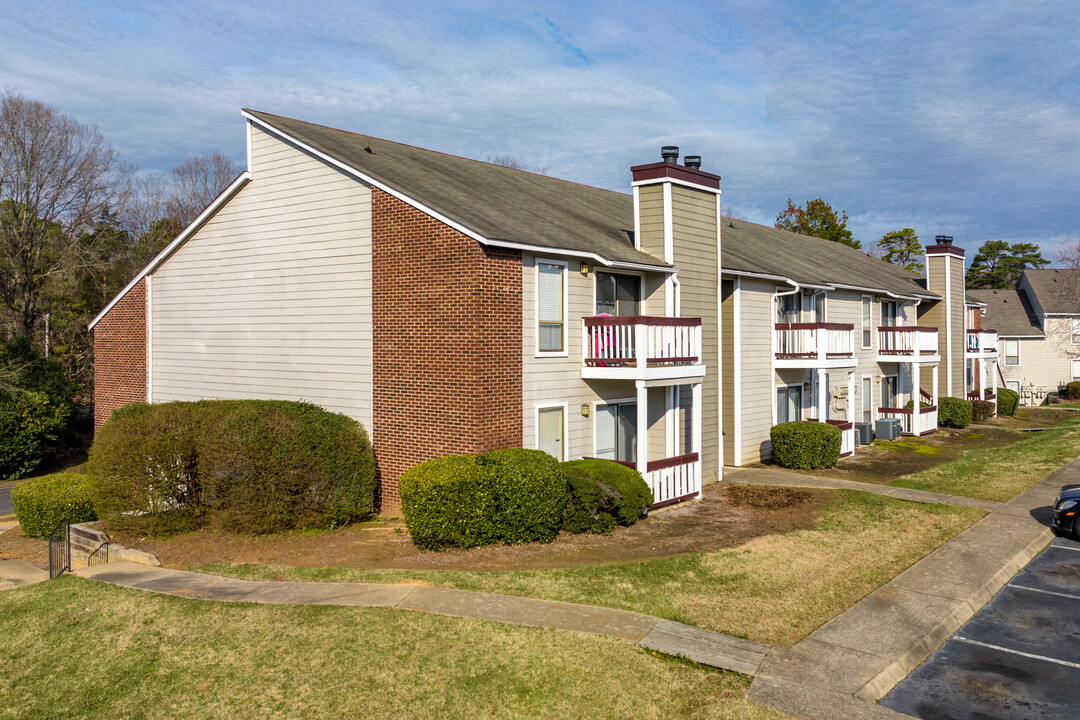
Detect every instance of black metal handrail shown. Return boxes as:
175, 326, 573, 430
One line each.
86, 540, 110, 568
48, 517, 70, 579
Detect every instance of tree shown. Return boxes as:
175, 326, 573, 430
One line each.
486, 154, 549, 176
166, 153, 243, 227
877, 228, 923, 274
0, 92, 126, 339
965, 240, 1050, 288
775, 198, 861, 249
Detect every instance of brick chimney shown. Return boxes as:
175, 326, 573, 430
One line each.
918, 236, 966, 399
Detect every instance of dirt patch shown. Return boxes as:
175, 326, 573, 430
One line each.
0, 525, 49, 569
5, 483, 832, 573
991, 407, 1080, 429
768, 427, 1027, 485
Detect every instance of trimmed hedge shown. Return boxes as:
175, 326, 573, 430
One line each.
89, 400, 377, 535
997, 388, 1019, 416
562, 459, 652, 534
400, 449, 567, 550
938, 397, 973, 429
10, 472, 96, 538
971, 399, 995, 423
770, 421, 841, 470
1064, 381, 1080, 400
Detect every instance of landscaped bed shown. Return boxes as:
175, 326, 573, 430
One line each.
0, 577, 785, 720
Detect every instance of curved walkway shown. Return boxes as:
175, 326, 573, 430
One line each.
69, 560, 770, 676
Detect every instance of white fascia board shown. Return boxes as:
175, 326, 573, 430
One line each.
721, 269, 800, 286
829, 283, 935, 301
88, 171, 252, 330
243, 111, 669, 275
630, 176, 722, 196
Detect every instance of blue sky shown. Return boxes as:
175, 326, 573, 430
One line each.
4, 0, 1078, 260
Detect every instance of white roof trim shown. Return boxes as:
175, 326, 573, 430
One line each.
631, 176, 722, 196
243, 111, 668, 272
88, 172, 252, 330
719, 269, 932, 301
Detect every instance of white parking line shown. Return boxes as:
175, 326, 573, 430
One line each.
1049, 543, 1080, 552
955, 636, 1080, 670
1011, 584, 1080, 601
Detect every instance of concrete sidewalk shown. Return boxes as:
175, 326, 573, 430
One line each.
71, 561, 770, 676
0, 558, 49, 589
744, 459, 1073, 719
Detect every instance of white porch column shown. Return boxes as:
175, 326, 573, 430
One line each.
912, 362, 921, 407
692, 381, 703, 498
992, 361, 998, 396
931, 365, 939, 404
636, 381, 648, 478
817, 368, 827, 421
978, 358, 985, 397
847, 372, 855, 423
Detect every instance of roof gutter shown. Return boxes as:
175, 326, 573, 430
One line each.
88, 171, 252, 330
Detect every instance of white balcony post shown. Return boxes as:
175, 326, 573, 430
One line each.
581, 320, 589, 367
635, 323, 648, 368
636, 381, 648, 478
692, 381, 703, 498
847, 371, 855, 423
932, 365, 939, 405
913, 362, 921, 412
817, 368, 827, 421
992, 361, 998, 397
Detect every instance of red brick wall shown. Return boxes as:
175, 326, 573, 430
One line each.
372, 187, 523, 508
93, 279, 147, 433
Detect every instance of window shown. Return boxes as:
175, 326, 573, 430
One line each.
776, 386, 801, 424
861, 295, 872, 347
862, 376, 873, 424
1073, 359, 1080, 382
1072, 319, 1080, 345
1006, 380, 1021, 396
537, 405, 566, 460
775, 293, 799, 324
882, 376, 898, 409
881, 301, 897, 327
676, 385, 694, 456
811, 293, 826, 323
537, 261, 566, 353
595, 272, 640, 317
595, 401, 636, 463
1004, 339, 1019, 366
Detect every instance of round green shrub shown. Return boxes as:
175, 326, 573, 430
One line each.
938, 397, 974, 428
997, 388, 1020, 416
399, 455, 499, 550
89, 400, 376, 535
478, 449, 567, 544
561, 459, 651, 534
0, 390, 72, 482
971, 399, 995, 423
1064, 381, 1080, 401
10, 472, 96, 538
770, 421, 841, 470
400, 449, 568, 550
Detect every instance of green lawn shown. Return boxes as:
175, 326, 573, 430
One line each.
199, 491, 983, 648
0, 577, 784, 720
891, 415, 1080, 502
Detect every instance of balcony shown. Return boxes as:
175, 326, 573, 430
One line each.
821, 419, 855, 457
877, 327, 940, 363
582, 316, 706, 382
774, 323, 857, 368
966, 329, 999, 358
878, 405, 938, 435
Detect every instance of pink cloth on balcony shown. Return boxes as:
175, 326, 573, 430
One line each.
593, 313, 613, 366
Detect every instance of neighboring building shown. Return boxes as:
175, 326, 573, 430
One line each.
90, 110, 982, 510
969, 269, 1080, 405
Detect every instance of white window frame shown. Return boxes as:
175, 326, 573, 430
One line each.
811, 291, 827, 323
775, 384, 803, 424
861, 294, 873, 348
1003, 338, 1020, 366
1006, 379, 1021, 396
861, 374, 874, 424
1072, 359, 1080, 382
535, 402, 569, 461
592, 396, 637, 462
592, 269, 644, 318
881, 299, 898, 328
535, 258, 569, 358
1071, 318, 1080, 345
881, 373, 900, 409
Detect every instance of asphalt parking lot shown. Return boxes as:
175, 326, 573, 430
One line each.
883, 535, 1080, 719
0, 486, 12, 516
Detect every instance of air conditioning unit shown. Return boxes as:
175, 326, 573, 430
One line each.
854, 422, 874, 445
876, 418, 902, 441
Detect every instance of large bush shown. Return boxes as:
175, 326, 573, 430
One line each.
971, 399, 995, 423
10, 472, 96, 538
997, 388, 1019, 416
400, 449, 567, 550
562, 459, 651, 534
89, 400, 376, 535
1064, 381, 1080, 401
0, 390, 72, 482
937, 397, 973, 429
770, 421, 841, 470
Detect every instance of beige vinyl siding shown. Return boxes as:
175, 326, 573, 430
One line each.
149, 124, 374, 428
999, 318, 1076, 404
670, 185, 720, 481
520, 253, 670, 462
736, 278, 775, 463
637, 184, 665, 260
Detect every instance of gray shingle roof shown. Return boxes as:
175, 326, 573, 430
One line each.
245, 110, 938, 299
1022, 269, 1080, 314
966, 289, 1043, 337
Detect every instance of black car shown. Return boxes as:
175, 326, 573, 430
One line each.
1052, 484, 1080, 538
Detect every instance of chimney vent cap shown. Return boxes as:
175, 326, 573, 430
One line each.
684, 155, 702, 168
935, 235, 954, 245
661, 146, 680, 163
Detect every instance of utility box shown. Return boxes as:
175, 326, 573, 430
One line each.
876, 418, 902, 441
854, 422, 874, 445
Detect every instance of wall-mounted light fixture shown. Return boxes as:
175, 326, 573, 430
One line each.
803, 382, 811, 391
580, 403, 591, 417
580, 262, 590, 276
